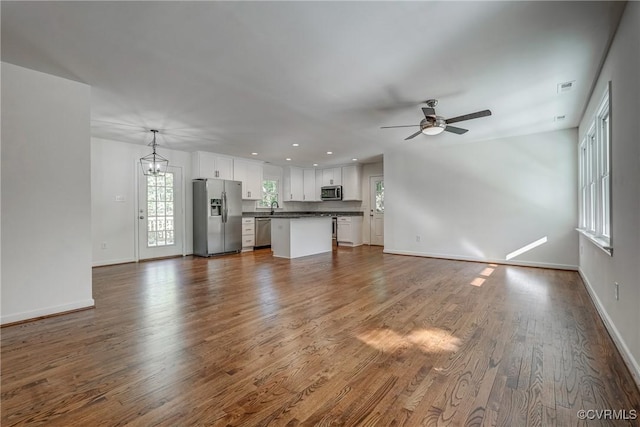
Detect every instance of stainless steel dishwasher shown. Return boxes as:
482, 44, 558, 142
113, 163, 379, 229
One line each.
255, 218, 271, 248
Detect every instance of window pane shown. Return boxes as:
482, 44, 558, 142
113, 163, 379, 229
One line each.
145, 171, 175, 247
602, 175, 610, 237
259, 179, 279, 208
375, 180, 384, 213
148, 232, 157, 247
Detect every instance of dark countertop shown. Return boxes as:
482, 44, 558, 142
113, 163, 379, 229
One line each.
243, 211, 363, 219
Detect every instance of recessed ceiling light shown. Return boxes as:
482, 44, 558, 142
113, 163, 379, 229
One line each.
285, 158, 292, 161
327, 151, 333, 155
251, 152, 258, 156
292, 143, 299, 147
352, 158, 358, 161
313, 163, 318, 167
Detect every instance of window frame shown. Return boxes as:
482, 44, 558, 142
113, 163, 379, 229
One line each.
577, 83, 612, 255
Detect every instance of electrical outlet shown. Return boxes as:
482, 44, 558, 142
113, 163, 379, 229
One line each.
416, 235, 421, 243
101, 242, 107, 250
614, 282, 619, 301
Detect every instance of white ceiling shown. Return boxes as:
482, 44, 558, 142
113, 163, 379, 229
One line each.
1, 1, 624, 168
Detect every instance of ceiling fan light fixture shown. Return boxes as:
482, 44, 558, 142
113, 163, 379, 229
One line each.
139, 130, 169, 176
421, 117, 446, 135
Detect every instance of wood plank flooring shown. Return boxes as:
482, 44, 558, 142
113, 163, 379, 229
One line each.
2, 246, 639, 426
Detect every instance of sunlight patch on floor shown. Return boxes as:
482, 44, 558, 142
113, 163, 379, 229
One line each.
470, 277, 486, 287
356, 327, 461, 354
480, 267, 495, 277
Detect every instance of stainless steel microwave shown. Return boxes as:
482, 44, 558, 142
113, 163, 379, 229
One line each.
321, 185, 342, 201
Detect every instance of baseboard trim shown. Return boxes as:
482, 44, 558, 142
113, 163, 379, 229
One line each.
92, 257, 135, 267
1, 299, 96, 326
578, 268, 640, 391
383, 249, 578, 271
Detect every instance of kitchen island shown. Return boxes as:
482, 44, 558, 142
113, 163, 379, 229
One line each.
271, 216, 332, 259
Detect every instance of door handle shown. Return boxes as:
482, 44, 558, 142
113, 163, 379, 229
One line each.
139, 216, 145, 219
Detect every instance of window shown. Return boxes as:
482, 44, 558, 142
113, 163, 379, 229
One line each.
146, 173, 175, 247
578, 85, 611, 251
258, 178, 279, 208
375, 180, 384, 213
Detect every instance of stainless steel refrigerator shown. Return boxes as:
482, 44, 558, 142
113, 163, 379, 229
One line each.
193, 179, 242, 256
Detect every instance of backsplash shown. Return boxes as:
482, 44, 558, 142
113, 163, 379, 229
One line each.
242, 200, 363, 213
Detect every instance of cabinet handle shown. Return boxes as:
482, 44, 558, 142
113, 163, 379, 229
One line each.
215, 170, 219, 178
303, 195, 305, 200
291, 194, 293, 200
330, 179, 334, 185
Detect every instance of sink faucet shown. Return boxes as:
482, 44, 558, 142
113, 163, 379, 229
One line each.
270, 200, 279, 215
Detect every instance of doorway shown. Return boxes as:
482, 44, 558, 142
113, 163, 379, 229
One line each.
369, 175, 384, 246
137, 166, 184, 260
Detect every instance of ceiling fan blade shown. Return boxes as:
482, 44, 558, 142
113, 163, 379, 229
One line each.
422, 107, 436, 118
404, 130, 423, 140
380, 124, 420, 129
446, 109, 492, 124
444, 125, 468, 134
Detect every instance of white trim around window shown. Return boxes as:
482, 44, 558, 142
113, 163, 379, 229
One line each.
577, 82, 612, 255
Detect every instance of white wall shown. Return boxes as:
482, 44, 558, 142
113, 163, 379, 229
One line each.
91, 138, 193, 266
385, 128, 578, 269
1, 62, 94, 324
577, 2, 640, 385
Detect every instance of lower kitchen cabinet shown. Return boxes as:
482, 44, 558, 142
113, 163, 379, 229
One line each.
241, 217, 255, 251
336, 216, 363, 247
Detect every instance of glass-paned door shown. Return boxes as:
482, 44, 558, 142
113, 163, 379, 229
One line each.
138, 166, 183, 260
369, 176, 384, 246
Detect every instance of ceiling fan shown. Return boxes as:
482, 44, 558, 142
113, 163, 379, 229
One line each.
381, 99, 491, 140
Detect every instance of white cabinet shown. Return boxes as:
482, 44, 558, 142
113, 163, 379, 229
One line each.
337, 216, 363, 247
341, 165, 362, 201
241, 217, 255, 251
315, 169, 323, 198
303, 168, 320, 201
192, 151, 234, 180
234, 159, 263, 200
283, 166, 304, 201
322, 167, 342, 186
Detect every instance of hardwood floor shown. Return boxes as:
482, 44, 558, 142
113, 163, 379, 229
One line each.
2, 246, 639, 426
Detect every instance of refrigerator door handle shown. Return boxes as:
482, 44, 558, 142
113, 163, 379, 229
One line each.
222, 191, 228, 223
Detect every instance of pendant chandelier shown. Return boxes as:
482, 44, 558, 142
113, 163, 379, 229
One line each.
139, 129, 169, 176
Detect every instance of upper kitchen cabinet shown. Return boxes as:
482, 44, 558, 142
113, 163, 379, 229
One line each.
192, 151, 234, 180
234, 159, 264, 200
341, 164, 362, 201
283, 166, 304, 202
303, 168, 320, 202
322, 167, 342, 186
